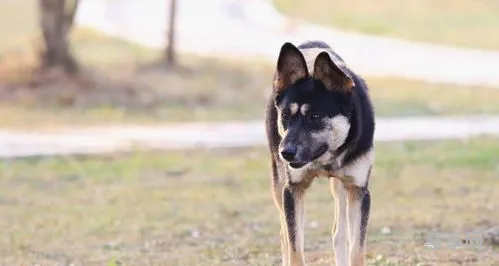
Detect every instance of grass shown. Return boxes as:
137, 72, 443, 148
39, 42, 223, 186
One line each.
1, 0, 499, 129
0, 137, 498, 265
273, 0, 499, 50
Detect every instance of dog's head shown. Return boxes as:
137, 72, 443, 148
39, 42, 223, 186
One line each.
272, 42, 355, 169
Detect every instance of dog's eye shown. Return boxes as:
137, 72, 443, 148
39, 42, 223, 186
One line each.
310, 113, 322, 122
281, 111, 290, 121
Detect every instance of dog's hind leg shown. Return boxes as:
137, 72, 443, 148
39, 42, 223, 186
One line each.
330, 178, 349, 266
271, 160, 289, 266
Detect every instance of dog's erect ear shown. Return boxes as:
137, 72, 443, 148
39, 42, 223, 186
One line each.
273, 42, 309, 93
313, 51, 355, 92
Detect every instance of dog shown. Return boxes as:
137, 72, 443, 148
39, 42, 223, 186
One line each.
265, 40, 375, 266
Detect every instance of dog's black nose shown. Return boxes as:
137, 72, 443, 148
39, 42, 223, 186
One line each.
280, 146, 297, 161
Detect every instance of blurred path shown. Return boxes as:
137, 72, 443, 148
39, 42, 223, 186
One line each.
1, 115, 499, 159
75, 0, 499, 88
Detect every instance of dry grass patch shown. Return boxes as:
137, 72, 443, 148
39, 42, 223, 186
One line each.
0, 137, 498, 265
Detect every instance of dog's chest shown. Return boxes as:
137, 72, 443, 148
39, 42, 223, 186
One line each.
285, 159, 343, 184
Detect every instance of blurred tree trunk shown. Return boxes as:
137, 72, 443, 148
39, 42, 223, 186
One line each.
165, 0, 177, 66
39, 0, 80, 74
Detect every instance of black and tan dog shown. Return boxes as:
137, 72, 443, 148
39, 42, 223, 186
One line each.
265, 40, 375, 266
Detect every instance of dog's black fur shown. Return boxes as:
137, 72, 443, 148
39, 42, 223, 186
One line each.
265, 40, 375, 266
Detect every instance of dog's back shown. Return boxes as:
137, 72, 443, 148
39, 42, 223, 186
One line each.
296, 40, 346, 68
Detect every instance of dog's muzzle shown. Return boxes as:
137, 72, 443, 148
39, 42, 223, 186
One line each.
279, 144, 329, 169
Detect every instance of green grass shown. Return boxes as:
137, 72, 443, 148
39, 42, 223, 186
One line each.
273, 0, 499, 50
1, 0, 499, 129
0, 137, 498, 265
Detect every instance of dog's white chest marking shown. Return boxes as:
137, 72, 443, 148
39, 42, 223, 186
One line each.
286, 163, 312, 183
285, 148, 373, 187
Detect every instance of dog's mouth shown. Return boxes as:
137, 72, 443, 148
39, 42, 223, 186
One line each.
289, 162, 307, 169
311, 145, 329, 161
287, 145, 329, 169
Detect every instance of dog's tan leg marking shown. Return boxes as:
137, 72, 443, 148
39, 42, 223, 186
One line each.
346, 187, 364, 266
290, 103, 299, 115
271, 160, 289, 266
345, 168, 371, 266
283, 181, 310, 266
331, 178, 348, 266
273, 188, 289, 266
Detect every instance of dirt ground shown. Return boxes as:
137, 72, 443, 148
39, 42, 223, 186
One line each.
0, 137, 498, 265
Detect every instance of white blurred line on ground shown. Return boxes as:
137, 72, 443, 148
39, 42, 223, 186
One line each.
10, 1, 498, 159
1, 115, 499, 159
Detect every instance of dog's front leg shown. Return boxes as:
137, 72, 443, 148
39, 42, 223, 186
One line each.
344, 164, 372, 266
346, 184, 370, 266
330, 178, 349, 266
271, 160, 289, 266
282, 183, 308, 266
